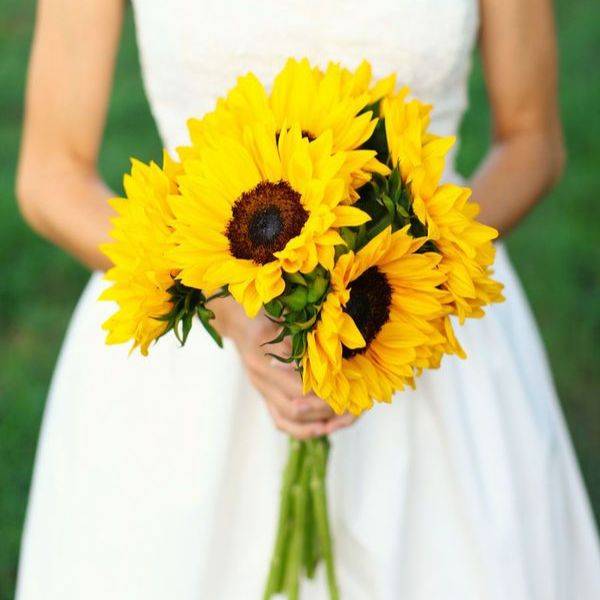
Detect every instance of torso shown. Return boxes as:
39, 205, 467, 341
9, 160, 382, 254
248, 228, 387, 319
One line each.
131, 0, 479, 172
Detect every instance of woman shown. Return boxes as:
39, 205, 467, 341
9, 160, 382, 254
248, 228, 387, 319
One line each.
15, 0, 600, 598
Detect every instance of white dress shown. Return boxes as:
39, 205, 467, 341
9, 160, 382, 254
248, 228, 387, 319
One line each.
16, 1, 600, 599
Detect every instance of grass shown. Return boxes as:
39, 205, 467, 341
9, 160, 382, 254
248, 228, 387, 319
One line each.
0, 0, 598, 597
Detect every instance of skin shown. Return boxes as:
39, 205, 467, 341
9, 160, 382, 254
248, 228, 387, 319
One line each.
16, 0, 565, 439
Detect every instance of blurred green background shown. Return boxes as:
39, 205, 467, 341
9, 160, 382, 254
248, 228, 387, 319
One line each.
0, 0, 598, 597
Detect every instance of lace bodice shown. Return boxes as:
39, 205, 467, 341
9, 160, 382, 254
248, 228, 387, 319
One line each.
131, 0, 478, 174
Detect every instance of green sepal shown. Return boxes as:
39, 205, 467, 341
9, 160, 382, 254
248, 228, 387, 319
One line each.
258, 266, 331, 367
156, 279, 224, 348
265, 298, 284, 318
206, 286, 229, 301
306, 274, 329, 304
265, 352, 296, 364
339, 227, 357, 251
197, 306, 223, 347
396, 203, 410, 219
409, 215, 428, 238
382, 194, 395, 219
181, 311, 193, 345
281, 286, 308, 312
262, 327, 288, 348
291, 312, 318, 332
291, 332, 307, 359
355, 223, 368, 249
360, 101, 389, 162
286, 272, 308, 286
359, 213, 391, 249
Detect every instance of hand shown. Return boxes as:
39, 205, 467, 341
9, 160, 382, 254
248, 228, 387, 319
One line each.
210, 296, 357, 439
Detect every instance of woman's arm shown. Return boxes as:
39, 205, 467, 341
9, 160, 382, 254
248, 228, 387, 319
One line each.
471, 0, 566, 234
16, 0, 345, 438
16, 0, 124, 270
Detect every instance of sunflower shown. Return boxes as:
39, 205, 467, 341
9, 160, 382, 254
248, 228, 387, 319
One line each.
181, 59, 390, 201
382, 92, 503, 320
302, 227, 447, 415
270, 59, 379, 151
100, 152, 182, 355
382, 88, 455, 227
411, 315, 467, 374
170, 124, 370, 317
338, 60, 397, 105
419, 183, 504, 321
180, 72, 276, 158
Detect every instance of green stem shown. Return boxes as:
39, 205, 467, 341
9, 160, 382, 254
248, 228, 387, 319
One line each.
263, 439, 304, 599
302, 470, 320, 580
264, 436, 339, 600
285, 458, 310, 600
307, 437, 340, 600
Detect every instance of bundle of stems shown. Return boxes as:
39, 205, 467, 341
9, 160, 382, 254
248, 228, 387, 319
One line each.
263, 436, 340, 600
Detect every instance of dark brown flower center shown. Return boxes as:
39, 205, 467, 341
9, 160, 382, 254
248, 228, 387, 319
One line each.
226, 180, 308, 265
342, 266, 392, 358
275, 129, 316, 143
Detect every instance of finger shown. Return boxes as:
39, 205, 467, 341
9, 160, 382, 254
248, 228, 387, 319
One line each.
257, 381, 332, 424
324, 412, 357, 435
265, 402, 328, 440
251, 316, 281, 347
263, 360, 334, 418
291, 396, 336, 422
268, 335, 292, 358
243, 324, 330, 416
266, 361, 306, 398
249, 375, 310, 423
261, 387, 304, 422
259, 323, 292, 363
244, 353, 302, 418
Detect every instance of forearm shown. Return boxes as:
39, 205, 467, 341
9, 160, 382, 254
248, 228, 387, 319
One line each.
475, 0, 564, 236
17, 163, 114, 271
17, 0, 125, 270
470, 129, 565, 236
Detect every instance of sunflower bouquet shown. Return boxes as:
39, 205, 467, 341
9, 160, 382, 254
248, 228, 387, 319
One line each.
100, 58, 503, 599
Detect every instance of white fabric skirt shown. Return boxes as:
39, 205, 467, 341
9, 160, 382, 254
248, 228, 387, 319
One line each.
16, 244, 600, 599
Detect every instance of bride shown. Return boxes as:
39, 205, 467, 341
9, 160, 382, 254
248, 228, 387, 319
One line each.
15, 0, 600, 598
